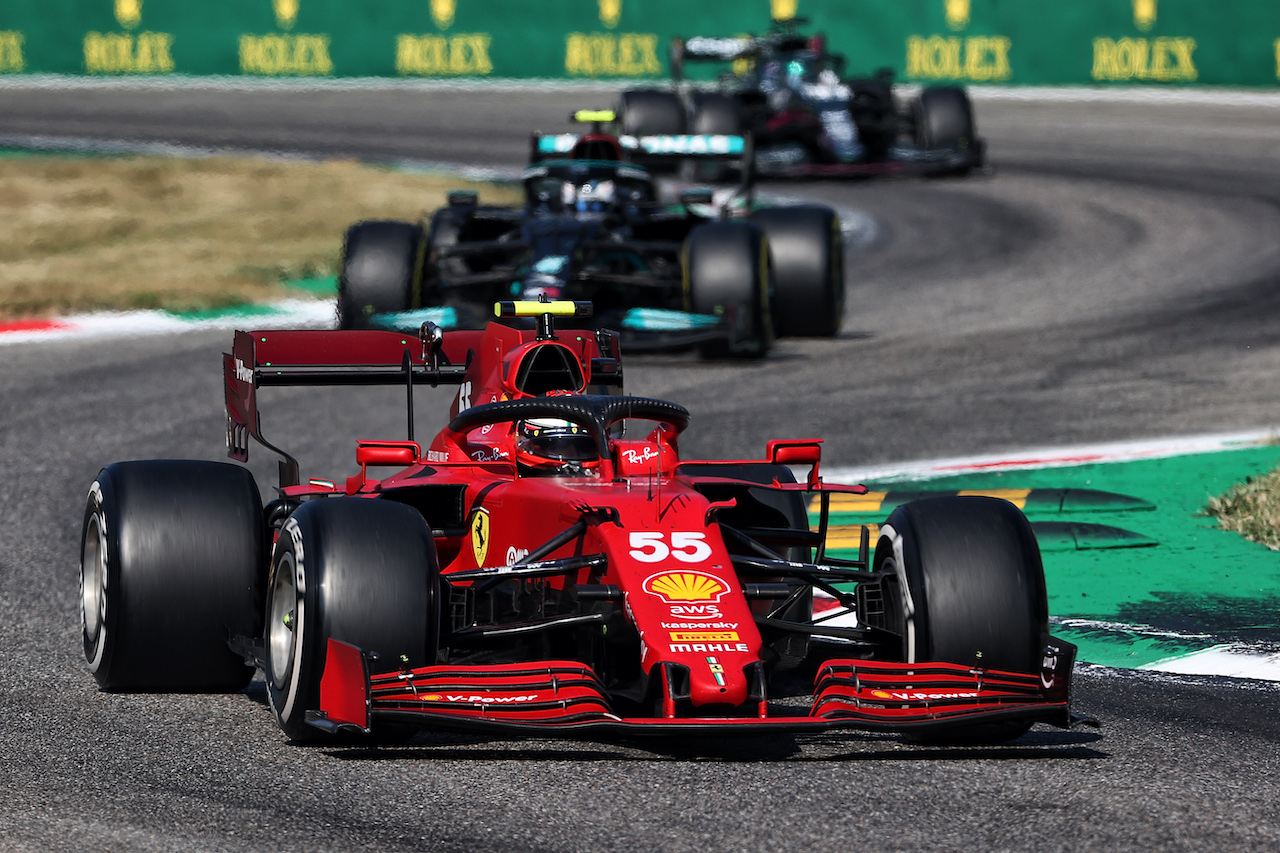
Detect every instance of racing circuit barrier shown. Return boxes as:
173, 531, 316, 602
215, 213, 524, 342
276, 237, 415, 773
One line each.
1, 1, 1278, 87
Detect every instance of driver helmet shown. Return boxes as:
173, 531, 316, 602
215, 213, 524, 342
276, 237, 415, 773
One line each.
515, 417, 598, 472
561, 179, 616, 215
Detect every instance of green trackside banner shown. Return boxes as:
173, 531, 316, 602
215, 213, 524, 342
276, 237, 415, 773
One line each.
0, 1, 1277, 87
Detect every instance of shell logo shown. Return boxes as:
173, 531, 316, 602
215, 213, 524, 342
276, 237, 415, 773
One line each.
870, 689, 894, 700
115, 0, 142, 30
643, 570, 728, 603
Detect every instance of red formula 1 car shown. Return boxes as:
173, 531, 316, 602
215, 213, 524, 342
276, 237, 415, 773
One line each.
80, 302, 1092, 744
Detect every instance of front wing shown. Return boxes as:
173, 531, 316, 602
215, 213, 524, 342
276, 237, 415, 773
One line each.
308, 637, 1095, 739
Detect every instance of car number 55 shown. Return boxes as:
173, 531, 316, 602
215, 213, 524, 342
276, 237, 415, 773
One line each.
629, 531, 712, 563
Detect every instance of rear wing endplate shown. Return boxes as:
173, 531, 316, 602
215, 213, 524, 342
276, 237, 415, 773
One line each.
224, 327, 476, 486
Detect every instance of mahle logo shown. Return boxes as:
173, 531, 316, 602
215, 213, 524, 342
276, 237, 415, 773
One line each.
1134, 0, 1157, 32
599, 0, 621, 29
115, 0, 141, 30
432, 0, 455, 29
945, 0, 969, 31
274, 0, 298, 31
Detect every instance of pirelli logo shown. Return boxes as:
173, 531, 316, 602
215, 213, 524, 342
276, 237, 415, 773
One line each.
669, 631, 739, 642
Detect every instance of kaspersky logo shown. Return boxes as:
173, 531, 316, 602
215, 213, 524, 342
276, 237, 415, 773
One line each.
115, 0, 141, 29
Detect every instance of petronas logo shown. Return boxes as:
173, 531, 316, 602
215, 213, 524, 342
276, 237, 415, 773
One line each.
433, 0, 456, 29
945, 0, 970, 31
1134, 0, 1156, 31
274, 0, 299, 30
115, 0, 142, 30
643, 571, 728, 603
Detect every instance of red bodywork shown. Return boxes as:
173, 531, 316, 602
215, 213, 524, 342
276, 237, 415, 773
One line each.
226, 312, 1084, 739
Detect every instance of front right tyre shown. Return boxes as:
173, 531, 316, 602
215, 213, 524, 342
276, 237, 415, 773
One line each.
265, 498, 439, 741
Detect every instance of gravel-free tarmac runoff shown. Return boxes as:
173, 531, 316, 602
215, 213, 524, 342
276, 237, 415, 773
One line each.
1, 83, 1278, 851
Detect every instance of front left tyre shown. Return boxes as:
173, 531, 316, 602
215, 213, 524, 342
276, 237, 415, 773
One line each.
80, 460, 265, 691
265, 498, 439, 741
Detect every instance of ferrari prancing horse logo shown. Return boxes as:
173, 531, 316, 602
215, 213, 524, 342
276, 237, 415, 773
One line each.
470, 508, 490, 566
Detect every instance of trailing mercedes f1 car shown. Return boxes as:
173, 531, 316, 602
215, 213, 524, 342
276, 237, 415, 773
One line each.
336, 112, 844, 355
80, 302, 1092, 745
617, 17, 984, 178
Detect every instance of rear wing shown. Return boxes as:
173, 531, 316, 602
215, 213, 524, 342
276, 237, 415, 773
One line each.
670, 36, 759, 82
531, 130, 751, 164
224, 327, 478, 486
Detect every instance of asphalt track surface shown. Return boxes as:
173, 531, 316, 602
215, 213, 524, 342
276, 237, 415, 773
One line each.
2, 84, 1279, 851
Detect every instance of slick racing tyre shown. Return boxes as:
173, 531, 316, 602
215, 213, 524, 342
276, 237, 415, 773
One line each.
337, 220, 425, 330
80, 460, 264, 691
617, 89, 686, 137
686, 92, 743, 182
685, 221, 773, 359
265, 498, 439, 741
914, 86, 979, 172
872, 496, 1048, 743
749, 205, 844, 338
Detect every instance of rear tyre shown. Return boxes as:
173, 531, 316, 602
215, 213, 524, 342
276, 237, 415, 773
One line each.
685, 222, 773, 359
337, 221, 424, 330
80, 461, 264, 691
617, 89, 686, 137
914, 86, 979, 173
749, 205, 844, 337
873, 496, 1048, 743
265, 498, 439, 742
686, 92, 743, 182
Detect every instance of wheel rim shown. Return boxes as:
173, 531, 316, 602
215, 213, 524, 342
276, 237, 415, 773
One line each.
267, 554, 299, 691
81, 514, 106, 645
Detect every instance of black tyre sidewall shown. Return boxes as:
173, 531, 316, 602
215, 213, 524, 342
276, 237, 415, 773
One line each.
685, 221, 773, 358
750, 205, 844, 337
914, 86, 975, 151
265, 498, 438, 741
81, 461, 264, 691
876, 496, 1046, 674
617, 89, 686, 136
337, 220, 424, 330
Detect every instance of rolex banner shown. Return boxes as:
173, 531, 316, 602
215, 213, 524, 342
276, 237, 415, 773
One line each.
0, 1, 1277, 87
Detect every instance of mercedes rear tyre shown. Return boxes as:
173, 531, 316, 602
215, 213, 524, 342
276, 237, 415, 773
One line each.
81, 460, 264, 691
685, 221, 773, 359
265, 498, 439, 742
749, 205, 844, 337
873, 495, 1048, 743
686, 92, 743, 182
617, 89, 686, 137
337, 220, 425, 330
914, 86, 979, 173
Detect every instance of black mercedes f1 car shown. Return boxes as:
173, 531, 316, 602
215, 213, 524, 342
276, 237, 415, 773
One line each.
617, 17, 984, 178
336, 113, 844, 357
